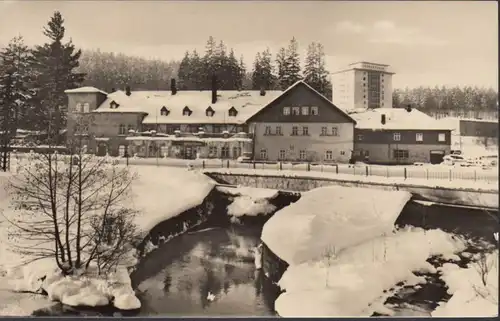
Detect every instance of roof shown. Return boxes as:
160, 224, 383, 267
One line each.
247, 80, 357, 124
349, 108, 455, 130
64, 86, 108, 95
331, 68, 396, 75
349, 61, 389, 67
93, 89, 282, 124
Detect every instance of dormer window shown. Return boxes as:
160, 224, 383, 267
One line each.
182, 106, 192, 116
206, 106, 215, 117
75, 103, 82, 112
160, 106, 170, 116
228, 107, 238, 117
110, 100, 120, 109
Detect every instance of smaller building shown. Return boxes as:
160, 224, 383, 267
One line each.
350, 107, 453, 164
439, 117, 498, 152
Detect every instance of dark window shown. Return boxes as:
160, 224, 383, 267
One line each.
292, 126, 298, 135
276, 126, 282, 135
393, 149, 409, 159
265, 126, 272, 135
302, 126, 309, 135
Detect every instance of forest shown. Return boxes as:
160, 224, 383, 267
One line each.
0, 11, 498, 140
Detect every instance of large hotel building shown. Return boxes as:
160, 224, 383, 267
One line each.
331, 62, 395, 111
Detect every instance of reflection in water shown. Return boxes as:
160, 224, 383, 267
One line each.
134, 226, 279, 316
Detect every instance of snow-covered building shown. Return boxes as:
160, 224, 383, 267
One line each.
350, 107, 454, 164
65, 80, 284, 158
438, 117, 498, 154
331, 62, 395, 111
246, 81, 357, 163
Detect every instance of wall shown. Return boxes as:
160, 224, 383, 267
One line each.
205, 172, 498, 209
460, 120, 498, 138
354, 142, 451, 164
252, 122, 353, 162
355, 129, 451, 145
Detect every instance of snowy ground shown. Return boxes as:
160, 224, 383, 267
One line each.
261, 185, 498, 317
0, 164, 215, 315
217, 186, 278, 219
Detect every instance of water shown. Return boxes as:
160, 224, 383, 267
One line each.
131, 225, 280, 317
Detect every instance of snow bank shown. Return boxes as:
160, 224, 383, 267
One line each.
217, 186, 279, 199
227, 196, 276, 217
433, 250, 498, 317
127, 166, 215, 234
261, 186, 412, 265
275, 227, 465, 317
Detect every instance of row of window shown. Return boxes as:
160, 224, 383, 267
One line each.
357, 132, 446, 142
75, 103, 90, 113
283, 106, 319, 116
118, 124, 135, 135
259, 149, 346, 160
160, 106, 239, 117
148, 124, 245, 135
264, 126, 339, 137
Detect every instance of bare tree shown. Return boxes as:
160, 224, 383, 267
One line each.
3, 133, 139, 276
323, 244, 337, 288
471, 250, 498, 305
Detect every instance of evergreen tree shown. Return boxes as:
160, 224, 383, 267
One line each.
202, 36, 217, 89
227, 49, 240, 90
238, 55, 247, 90
281, 37, 302, 89
275, 47, 287, 89
177, 51, 191, 90
259, 48, 274, 90
251, 52, 262, 90
190, 50, 203, 90
0, 36, 36, 133
31, 11, 85, 142
303, 42, 331, 99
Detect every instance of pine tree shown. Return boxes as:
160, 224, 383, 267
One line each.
190, 50, 203, 90
227, 49, 240, 90
238, 55, 247, 90
31, 11, 85, 142
251, 52, 262, 90
275, 47, 287, 89
0, 36, 36, 134
281, 37, 302, 89
303, 42, 332, 99
202, 36, 217, 89
177, 51, 191, 90
259, 48, 274, 90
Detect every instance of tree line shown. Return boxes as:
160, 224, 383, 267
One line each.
177, 36, 333, 99
393, 86, 498, 118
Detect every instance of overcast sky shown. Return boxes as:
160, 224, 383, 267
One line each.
0, 0, 497, 89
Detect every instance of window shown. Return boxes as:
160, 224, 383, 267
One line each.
118, 124, 126, 135
340, 151, 346, 156
332, 127, 338, 136
279, 149, 286, 160
292, 126, 298, 136
357, 134, 363, 141
160, 107, 169, 116
438, 133, 446, 142
321, 126, 327, 136
325, 150, 333, 160
302, 126, 309, 136
265, 126, 272, 135
301, 106, 310, 115
182, 106, 191, 116
75, 103, 82, 112
363, 77, 366, 80
228, 107, 238, 117
283, 107, 291, 115
292, 107, 300, 115
416, 133, 423, 142
232, 146, 241, 158
209, 146, 218, 157
299, 150, 306, 160
311, 106, 319, 115
393, 149, 409, 159
260, 148, 268, 160
393, 132, 401, 141
118, 145, 126, 157
221, 146, 230, 158
276, 126, 282, 135
83, 103, 90, 113
206, 107, 215, 117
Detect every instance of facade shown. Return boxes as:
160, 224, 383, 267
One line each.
350, 108, 453, 164
247, 81, 356, 163
331, 62, 394, 111
439, 117, 498, 151
65, 83, 282, 159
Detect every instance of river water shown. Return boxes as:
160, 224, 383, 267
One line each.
130, 225, 280, 317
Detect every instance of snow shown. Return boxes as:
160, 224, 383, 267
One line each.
217, 185, 279, 199
0, 164, 215, 314
219, 186, 278, 218
432, 250, 498, 317
125, 166, 215, 234
64, 86, 107, 95
274, 227, 466, 317
261, 185, 412, 265
349, 108, 454, 130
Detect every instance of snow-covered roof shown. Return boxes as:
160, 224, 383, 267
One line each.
439, 116, 499, 124
64, 86, 108, 95
349, 108, 454, 130
93, 89, 282, 124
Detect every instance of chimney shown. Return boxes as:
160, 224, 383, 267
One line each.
211, 75, 217, 104
171, 79, 177, 95
406, 104, 412, 112
125, 85, 131, 96
260, 86, 266, 96
381, 114, 386, 125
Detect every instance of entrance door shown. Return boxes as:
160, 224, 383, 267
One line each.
430, 150, 445, 164
185, 146, 193, 159
96, 143, 107, 157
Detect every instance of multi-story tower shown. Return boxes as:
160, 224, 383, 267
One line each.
331, 62, 395, 111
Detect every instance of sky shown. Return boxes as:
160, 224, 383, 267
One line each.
0, 0, 497, 89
